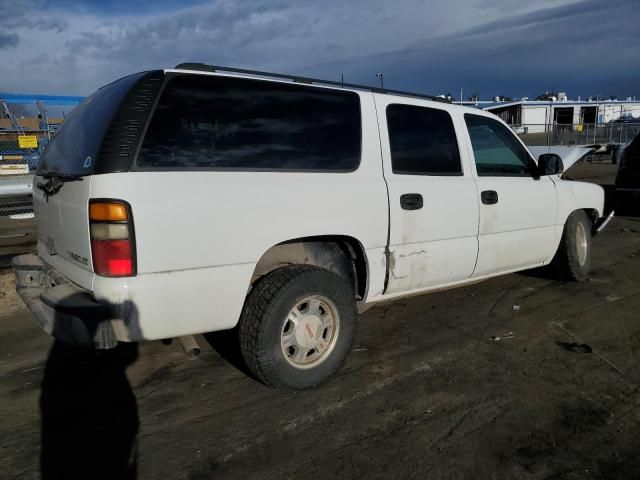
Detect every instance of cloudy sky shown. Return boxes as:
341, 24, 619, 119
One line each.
0, 0, 638, 99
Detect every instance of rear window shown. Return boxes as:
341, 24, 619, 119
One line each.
137, 75, 362, 171
36, 72, 148, 177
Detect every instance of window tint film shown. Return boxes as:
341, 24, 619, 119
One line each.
137, 75, 362, 171
387, 104, 462, 175
37, 72, 148, 177
464, 114, 533, 177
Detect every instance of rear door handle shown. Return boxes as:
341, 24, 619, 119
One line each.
481, 190, 499, 205
400, 193, 423, 210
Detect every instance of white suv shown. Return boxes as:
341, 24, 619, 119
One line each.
13, 64, 613, 389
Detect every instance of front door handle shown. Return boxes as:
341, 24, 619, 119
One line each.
400, 193, 423, 210
481, 190, 499, 205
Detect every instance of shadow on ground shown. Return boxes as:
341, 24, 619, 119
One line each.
40, 341, 139, 480
203, 329, 255, 380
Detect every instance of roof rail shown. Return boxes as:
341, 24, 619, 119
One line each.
174, 63, 450, 103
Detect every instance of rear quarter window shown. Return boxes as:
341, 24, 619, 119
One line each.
36, 72, 149, 177
137, 75, 362, 171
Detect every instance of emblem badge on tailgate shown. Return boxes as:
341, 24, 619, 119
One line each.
67, 251, 89, 266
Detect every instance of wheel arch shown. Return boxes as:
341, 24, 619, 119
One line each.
582, 208, 600, 225
251, 235, 369, 300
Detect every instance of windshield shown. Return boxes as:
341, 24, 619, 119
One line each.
36, 72, 148, 178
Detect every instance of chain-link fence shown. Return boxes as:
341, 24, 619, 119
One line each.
0, 130, 49, 219
510, 123, 640, 147
0, 129, 49, 174
0, 194, 33, 218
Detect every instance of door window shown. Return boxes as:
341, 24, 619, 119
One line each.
464, 114, 534, 177
387, 104, 462, 176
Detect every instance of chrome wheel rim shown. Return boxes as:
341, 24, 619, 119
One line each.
281, 295, 340, 369
576, 222, 588, 266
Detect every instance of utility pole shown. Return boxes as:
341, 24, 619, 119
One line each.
460, 88, 463, 105
593, 94, 599, 144
546, 104, 551, 147
619, 104, 623, 143
376, 73, 384, 89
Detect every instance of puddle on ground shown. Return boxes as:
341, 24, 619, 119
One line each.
556, 341, 593, 354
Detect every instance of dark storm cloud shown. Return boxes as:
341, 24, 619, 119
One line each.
63, 0, 294, 64
1, 0, 638, 97
0, 33, 19, 49
302, 0, 640, 98
56, 0, 449, 91
0, 0, 67, 31
48, 0, 209, 16
461, 0, 616, 36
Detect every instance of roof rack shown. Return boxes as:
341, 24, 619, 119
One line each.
174, 63, 450, 103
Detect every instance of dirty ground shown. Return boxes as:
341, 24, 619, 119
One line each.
1, 166, 640, 479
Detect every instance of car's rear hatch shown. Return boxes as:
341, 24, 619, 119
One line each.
34, 71, 163, 289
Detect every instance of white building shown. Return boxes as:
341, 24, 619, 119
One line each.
475, 98, 640, 134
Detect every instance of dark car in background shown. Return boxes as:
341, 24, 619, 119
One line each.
615, 133, 640, 207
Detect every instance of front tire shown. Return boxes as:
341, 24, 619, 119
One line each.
238, 265, 357, 390
552, 210, 592, 281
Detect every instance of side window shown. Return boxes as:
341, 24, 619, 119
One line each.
464, 114, 534, 177
386, 104, 462, 176
137, 75, 361, 171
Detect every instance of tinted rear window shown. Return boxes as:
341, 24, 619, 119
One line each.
137, 75, 362, 171
36, 72, 148, 177
386, 104, 462, 175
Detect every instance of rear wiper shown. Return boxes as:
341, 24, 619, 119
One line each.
41, 173, 84, 181
36, 175, 83, 201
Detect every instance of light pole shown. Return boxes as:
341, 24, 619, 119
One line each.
593, 94, 599, 144
376, 73, 384, 89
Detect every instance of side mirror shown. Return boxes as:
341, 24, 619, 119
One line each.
537, 153, 564, 176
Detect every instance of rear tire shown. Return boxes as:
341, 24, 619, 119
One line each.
552, 210, 592, 281
238, 265, 357, 390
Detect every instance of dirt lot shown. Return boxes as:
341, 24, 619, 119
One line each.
1, 166, 640, 479
0, 216, 35, 262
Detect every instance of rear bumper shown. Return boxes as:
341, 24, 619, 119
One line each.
13, 254, 118, 349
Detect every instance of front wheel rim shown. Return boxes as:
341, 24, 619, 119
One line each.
281, 295, 340, 369
575, 222, 588, 266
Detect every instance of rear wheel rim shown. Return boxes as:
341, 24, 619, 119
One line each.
575, 222, 588, 266
281, 295, 340, 369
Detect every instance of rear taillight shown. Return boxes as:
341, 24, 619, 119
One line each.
89, 200, 136, 277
